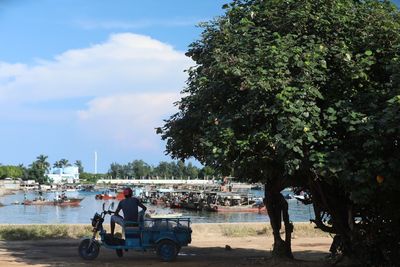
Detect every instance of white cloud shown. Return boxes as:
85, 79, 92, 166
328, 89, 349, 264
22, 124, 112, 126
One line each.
0, 33, 192, 151
78, 92, 179, 150
0, 33, 190, 103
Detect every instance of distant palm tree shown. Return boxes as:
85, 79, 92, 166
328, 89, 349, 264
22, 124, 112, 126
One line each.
59, 158, 71, 168
74, 160, 84, 173
53, 161, 63, 168
36, 154, 50, 171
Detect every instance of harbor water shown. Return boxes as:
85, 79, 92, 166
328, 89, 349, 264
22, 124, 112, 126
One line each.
0, 190, 314, 224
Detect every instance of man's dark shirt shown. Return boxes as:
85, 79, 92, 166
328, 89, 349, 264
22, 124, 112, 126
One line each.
116, 197, 146, 221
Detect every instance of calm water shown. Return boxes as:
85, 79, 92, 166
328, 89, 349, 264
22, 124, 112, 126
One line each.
0, 190, 314, 224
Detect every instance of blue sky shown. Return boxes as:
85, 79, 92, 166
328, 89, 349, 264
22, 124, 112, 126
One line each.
0, 0, 399, 173
0, 0, 227, 173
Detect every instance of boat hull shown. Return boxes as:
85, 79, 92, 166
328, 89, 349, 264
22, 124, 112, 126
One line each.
206, 205, 267, 213
95, 192, 124, 200
23, 198, 83, 206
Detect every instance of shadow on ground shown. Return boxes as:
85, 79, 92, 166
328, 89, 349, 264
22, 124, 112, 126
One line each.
0, 239, 333, 267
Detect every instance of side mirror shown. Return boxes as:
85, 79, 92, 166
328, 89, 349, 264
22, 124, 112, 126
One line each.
110, 202, 115, 210
102, 202, 106, 211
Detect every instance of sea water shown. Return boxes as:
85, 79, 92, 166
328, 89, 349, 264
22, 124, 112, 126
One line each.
0, 190, 314, 224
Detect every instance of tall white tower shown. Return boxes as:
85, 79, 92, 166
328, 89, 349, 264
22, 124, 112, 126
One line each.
94, 151, 97, 174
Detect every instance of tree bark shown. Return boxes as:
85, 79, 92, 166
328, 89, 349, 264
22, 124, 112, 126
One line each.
264, 184, 293, 259
308, 178, 356, 260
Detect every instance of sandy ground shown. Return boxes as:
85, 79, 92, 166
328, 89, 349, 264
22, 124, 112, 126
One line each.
0, 224, 334, 267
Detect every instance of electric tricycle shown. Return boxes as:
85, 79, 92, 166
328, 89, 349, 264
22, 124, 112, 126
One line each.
78, 203, 192, 262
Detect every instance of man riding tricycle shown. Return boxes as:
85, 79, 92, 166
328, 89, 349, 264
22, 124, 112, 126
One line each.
78, 187, 192, 262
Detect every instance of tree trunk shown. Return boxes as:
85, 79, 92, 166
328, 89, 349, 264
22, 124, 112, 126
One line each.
264, 184, 293, 259
309, 178, 357, 262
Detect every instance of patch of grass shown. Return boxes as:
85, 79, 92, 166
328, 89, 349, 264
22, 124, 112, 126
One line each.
0, 223, 329, 241
219, 224, 273, 237
221, 226, 258, 237
217, 223, 329, 238
292, 223, 329, 238
0, 225, 92, 241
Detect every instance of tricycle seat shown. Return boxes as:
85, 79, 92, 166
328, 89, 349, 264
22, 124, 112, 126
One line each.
124, 222, 139, 227
124, 221, 141, 239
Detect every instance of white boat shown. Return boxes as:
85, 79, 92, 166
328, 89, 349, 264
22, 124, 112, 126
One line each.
150, 213, 182, 219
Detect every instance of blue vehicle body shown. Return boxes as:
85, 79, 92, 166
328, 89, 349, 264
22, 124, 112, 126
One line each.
78, 206, 192, 262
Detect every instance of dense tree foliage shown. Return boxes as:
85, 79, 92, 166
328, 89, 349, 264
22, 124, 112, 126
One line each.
107, 160, 211, 180
74, 160, 84, 173
160, 0, 400, 265
1, 154, 212, 186
0, 156, 212, 183
0, 165, 24, 179
28, 155, 51, 184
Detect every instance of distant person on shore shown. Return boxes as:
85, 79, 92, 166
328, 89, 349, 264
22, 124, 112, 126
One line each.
110, 187, 147, 236
61, 191, 67, 200
38, 190, 45, 201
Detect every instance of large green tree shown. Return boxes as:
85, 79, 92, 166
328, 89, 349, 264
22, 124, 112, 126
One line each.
28, 155, 51, 184
160, 0, 400, 264
153, 161, 173, 179
108, 162, 123, 179
130, 160, 152, 179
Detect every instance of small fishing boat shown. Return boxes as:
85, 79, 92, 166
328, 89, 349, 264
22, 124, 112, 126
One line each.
95, 194, 114, 200
205, 204, 267, 213
95, 191, 124, 200
23, 197, 83, 206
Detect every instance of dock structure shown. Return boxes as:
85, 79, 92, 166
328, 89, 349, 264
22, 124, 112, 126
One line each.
96, 179, 217, 186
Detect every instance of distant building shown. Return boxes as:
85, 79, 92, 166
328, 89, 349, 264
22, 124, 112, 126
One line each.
0, 179, 21, 190
47, 167, 80, 184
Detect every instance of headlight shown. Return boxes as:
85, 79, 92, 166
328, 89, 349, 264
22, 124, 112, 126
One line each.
91, 213, 103, 227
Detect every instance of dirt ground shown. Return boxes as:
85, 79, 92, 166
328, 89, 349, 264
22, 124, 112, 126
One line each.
0, 230, 334, 267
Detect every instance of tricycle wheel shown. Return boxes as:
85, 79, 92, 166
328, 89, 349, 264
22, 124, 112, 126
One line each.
78, 238, 99, 260
156, 240, 178, 262
116, 249, 123, 257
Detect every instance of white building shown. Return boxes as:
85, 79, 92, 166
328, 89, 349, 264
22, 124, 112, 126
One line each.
0, 179, 21, 190
47, 167, 80, 184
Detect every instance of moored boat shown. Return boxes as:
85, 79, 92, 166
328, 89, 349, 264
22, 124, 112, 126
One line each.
180, 201, 203, 211
150, 213, 183, 219
95, 192, 124, 200
205, 204, 267, 213
23, 197, 83, 206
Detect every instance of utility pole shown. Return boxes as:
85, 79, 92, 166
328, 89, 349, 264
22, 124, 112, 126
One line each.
94, 151, 97, 175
